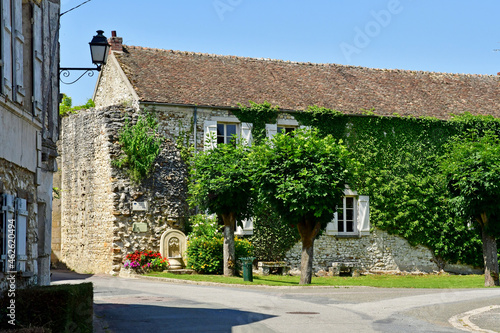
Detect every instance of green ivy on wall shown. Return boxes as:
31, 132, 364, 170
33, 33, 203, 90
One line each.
113, 110, 163, 184
233, 101, 279, 144
232, 101, 500, 268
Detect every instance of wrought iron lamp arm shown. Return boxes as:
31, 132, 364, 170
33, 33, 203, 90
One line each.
59, 65, 102, 85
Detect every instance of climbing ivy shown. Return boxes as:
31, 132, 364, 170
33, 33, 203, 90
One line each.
233, 101, 279, 144
294, 108, 500, 268
113, 110, 163, 184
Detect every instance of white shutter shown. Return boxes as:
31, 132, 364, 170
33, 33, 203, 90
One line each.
325, 212, 339, 236
204, 120, 217, 150
299, 125, 312, 131
265, 124, 277, 139
32, 4, 42, 116
1, 194, 15, 272
358, 195, 370, 236
240, 122, 253, 146
12, 0, 24, 103
2, 0, 12, 98
15, 197, 27, 271
235, 218, 253, 236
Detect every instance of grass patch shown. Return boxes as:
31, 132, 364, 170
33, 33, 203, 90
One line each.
145, 272, 490, 288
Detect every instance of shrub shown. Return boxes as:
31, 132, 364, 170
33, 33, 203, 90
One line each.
113, 110, 163, 183
186, 237, 253, 274
186, 214, 253, 274
0, 282, 93, 332
123, 250, 169, 272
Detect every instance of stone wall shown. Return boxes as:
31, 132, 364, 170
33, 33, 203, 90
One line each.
284, 228, 481, 274
93, 53, 139, 109
57, 105, 189, 274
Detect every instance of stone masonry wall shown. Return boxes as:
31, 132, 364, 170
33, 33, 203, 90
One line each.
284, 228, 481, 275
60, 108, 116, 274
59, 105, 189, 274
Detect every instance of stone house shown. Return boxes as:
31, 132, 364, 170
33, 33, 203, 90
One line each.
54, 31, 500, 275
0, 0, 60, 290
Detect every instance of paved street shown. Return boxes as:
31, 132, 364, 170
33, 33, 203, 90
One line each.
51, 270, 500, 333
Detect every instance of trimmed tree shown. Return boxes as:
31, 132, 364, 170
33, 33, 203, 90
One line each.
189, 141, 253, 276
252, 128, 359, 284
440, 130, 500, 286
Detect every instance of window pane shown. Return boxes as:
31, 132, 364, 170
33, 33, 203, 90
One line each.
226, 124, 237, 137
346, 221, 354, 232
346, 209, 353, 221
338, 221, 344, 232
217, 136, 224, 144
346, 197, 354, 208
217, 124, 224, 136
277, 127, 284, 133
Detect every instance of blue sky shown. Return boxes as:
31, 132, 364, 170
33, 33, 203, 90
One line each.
60, 0, 500, 106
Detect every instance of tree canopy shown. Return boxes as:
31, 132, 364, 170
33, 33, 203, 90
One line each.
440, 129, 500, 286
252, 128, 359, 284
189, 141, 254, 276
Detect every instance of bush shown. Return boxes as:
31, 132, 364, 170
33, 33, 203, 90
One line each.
186, 214, 253, 274
0, 282, 93, 332
123, 250, 169, 272
186, 237, 253, 274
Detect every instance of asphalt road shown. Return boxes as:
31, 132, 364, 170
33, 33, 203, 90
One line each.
51, 270, 500, 333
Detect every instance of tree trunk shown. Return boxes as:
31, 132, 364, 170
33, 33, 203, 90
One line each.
221, 212, 236, 276
297, 217, 321, 285
481, 227, 499, 287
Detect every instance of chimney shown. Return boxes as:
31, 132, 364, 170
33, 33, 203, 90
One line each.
108, 30, 123, 52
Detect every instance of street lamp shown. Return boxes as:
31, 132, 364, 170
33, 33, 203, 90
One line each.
59, 30, 110, 84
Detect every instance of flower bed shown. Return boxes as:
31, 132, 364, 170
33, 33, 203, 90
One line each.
123, 250, 169, 273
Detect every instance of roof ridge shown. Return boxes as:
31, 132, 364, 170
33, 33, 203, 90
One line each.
121, 44, 498, 79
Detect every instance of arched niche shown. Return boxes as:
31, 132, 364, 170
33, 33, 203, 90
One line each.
160, 229, 187, 269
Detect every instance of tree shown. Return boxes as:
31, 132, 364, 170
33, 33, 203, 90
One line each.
252, 128, 359, 284
59, 94, 95, 117
440, 130, 500, 286
189, 141, 253, 276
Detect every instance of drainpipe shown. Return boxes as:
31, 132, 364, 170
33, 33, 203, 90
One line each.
193, 106, 198, 152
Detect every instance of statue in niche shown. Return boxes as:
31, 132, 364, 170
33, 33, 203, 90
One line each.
168, 237, 181, 258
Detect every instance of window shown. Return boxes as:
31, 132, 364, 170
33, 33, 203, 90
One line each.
217, 123, 237, 144
204, 120, 252, 150
326, 192, 370, 237
277, 126, 295, 134
337, 196, 357, 234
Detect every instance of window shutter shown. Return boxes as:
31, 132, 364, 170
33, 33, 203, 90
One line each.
235, 218, 253, 236
12, 0, 24, 103
358, 195, 370, 236
1, 194, 15, 272
240, 122, 253, 146
15, 197, 27, 271
265, 124, 277, 139
32, 4, 42, 116
1, 0, 13, 98
325, 212, 339, 236
204, 120, 217, 150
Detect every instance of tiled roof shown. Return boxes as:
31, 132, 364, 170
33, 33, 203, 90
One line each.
114, 45, 500, 119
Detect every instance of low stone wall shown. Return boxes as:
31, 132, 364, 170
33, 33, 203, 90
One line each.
284, 228, 481, 275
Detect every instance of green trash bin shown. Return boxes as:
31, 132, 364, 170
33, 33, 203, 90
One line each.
240, 257, 254, 282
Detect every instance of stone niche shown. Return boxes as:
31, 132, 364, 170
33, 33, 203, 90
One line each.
160, 229, 187, 269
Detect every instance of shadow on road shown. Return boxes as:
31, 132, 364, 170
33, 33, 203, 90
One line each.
94, 303, 276, 332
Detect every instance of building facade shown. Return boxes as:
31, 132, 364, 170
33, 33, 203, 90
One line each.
0, 0, 60, 290
53, 31, 499, 275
